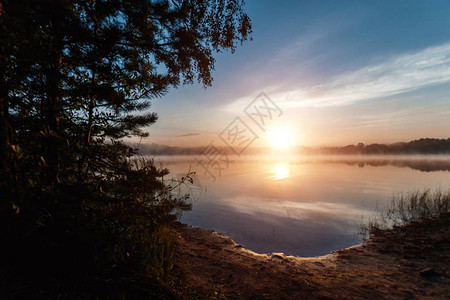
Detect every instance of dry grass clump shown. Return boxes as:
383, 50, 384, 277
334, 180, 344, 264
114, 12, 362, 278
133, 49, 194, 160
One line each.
362, 188, 449, 236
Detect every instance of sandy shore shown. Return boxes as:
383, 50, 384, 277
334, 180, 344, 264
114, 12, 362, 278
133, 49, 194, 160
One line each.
172, 214, 449, 299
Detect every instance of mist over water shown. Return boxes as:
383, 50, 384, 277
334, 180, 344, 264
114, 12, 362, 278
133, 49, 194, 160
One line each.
156, 155, 450, 257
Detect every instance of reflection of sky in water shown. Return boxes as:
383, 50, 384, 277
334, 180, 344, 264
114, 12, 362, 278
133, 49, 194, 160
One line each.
158, 155, 450, 257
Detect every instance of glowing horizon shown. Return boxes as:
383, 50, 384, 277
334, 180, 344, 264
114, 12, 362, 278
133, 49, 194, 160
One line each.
142, 1, 450, 148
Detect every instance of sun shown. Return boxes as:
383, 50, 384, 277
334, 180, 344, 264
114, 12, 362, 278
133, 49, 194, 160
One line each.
266, 127, 295, 149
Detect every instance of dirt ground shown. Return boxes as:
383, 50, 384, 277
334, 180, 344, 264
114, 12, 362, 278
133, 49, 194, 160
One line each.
172, 214, 449, 299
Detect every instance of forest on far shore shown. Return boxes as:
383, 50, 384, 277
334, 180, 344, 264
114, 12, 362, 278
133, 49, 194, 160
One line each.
137, 138, 450, 155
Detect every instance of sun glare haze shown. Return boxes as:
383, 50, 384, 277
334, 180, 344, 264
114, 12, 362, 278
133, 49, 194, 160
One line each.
266, 127, 296, 149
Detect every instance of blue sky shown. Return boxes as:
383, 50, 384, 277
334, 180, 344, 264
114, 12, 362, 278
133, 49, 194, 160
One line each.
143, 0, 450, 147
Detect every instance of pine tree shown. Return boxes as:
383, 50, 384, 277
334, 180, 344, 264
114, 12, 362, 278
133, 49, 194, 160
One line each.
0, 0, 251, 296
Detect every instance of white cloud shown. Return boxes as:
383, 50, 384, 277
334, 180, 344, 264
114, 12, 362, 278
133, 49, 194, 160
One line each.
224, 43, 450, 111
277, 43, 450, 107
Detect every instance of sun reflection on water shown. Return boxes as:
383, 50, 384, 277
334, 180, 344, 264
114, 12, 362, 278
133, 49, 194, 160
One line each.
269, 163, 290, 180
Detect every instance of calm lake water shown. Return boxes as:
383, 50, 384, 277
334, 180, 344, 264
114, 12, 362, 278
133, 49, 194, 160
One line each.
156, 154, 450, 257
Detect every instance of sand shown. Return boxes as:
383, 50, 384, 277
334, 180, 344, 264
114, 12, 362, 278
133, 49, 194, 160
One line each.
172, 214, 449, 299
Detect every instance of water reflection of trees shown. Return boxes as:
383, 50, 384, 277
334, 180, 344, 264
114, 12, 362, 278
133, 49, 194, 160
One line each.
326, 159, 450, 173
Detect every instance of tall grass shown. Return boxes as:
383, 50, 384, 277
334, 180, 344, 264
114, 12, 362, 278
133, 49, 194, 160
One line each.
362, 188, 450, 236
143, 226, 178, 283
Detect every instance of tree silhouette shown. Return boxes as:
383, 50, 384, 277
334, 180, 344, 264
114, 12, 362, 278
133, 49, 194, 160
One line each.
0, 0, 251, 297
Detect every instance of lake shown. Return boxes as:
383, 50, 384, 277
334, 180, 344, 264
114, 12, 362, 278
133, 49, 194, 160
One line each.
156, 154, 450, 257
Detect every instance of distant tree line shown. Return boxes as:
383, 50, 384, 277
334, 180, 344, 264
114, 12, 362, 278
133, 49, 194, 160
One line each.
306, 138, 450, 155
138, 138, 450, 155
